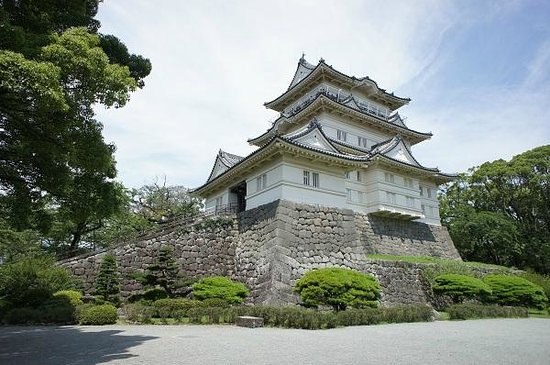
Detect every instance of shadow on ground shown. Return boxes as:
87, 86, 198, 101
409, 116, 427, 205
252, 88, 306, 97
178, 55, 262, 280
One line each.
0, 326, 157, 365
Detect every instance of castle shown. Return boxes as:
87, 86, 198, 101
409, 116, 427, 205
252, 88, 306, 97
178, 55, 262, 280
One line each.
194, 56, 455, 226
62, 57, 463, 306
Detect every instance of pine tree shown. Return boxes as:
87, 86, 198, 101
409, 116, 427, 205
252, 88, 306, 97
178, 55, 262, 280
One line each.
94, 254, 120, 303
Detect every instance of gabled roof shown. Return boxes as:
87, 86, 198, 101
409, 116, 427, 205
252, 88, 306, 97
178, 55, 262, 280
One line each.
388, 113, 408, 128
265, 56, 410, 112
288, 55, 316, 89
369, 136, 457, 183
282, 119, 341, 154
205, 150, 244, 183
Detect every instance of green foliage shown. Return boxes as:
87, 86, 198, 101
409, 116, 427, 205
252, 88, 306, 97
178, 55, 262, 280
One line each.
77, 304, 118, 325
439, 145, 550, 274
201, 298, 231, 308
294, 268, 380, 311
53, 290, 83, 306
519, 271, 550, 303
134, 246, 185, 297
184, 304, 432, 329
192, 277, 249, 304
94, 254, 120, 303
127, 288, 168, 303
123, 303, 154, 324
446, 304, 528, 320
432, 274, 492, 303
0, 256, 74, 308
483, 275, 548, 309
0, 1, 151, 252
153, 299, 202, 318
2, 296, 77, 325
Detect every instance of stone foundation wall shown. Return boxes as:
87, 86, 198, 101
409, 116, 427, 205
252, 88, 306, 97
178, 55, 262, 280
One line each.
60, 200, 461, 306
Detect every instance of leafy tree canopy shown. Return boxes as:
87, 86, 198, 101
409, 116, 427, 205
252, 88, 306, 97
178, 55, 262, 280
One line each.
440, 145, 550, 274
0, 1, 152, 252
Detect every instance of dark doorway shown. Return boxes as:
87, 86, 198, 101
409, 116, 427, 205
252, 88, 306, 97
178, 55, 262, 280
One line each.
230, 181, 247, 213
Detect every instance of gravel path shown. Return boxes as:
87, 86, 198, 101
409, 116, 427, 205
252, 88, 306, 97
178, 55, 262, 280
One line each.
1, 318, 549, 364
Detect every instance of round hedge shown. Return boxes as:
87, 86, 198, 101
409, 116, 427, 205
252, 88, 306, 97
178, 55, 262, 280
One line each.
53, 290, 83, 306
192, 277, 249, 304
77, 304, 118, 325
294, 267, 380, 311
432, 274, 492, 303
483, 275, 548, 309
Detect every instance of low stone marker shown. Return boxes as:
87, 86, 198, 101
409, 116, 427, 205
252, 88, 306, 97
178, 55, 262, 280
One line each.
235, 316, 264, 328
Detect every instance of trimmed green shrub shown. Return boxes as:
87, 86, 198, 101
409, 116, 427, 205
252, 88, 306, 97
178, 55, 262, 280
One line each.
0, 257, 75, 308
77, 304, 118, 325
127, 288, 168, 303
432, 274, 492, 303
53, 290, 83, 306
447, 304, 528, 320
123, 303, 154, 324
94, 254, 120, 304
153, 298, 202, 318
519, 271, 550, 304
192, 277, 249, 304
184, 304, 432, 329
294, 267, 380, 311
3, 302, 76, 325
201, 298, 231, 308
483, 275, 548, 309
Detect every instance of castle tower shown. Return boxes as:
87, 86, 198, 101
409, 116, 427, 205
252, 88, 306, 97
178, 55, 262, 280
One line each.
194, 56, 455, 225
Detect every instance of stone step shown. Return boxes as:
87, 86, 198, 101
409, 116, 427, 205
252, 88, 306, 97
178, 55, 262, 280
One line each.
235, 316, 264, 328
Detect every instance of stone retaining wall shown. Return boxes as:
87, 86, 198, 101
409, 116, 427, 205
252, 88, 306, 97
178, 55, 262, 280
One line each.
60, 200, 462, 307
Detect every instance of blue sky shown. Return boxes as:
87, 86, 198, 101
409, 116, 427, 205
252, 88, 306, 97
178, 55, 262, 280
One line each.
95, 0, 550, 188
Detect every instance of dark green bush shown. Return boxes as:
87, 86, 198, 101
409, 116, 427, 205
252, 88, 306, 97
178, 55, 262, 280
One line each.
3, 301, 76, 325
432, 274, 492, 303
483, 275, 548, 309
153, 298, 202, 318
192, 277, 249, 304
3, 307, 42, 324
77, 304, 118, 325
127, 288, 168, 303
0, 257, 75, 308
294, 267, 380, 311
447, 304, 528, 320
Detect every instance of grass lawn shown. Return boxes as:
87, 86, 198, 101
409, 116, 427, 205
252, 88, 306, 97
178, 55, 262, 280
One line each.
366, 254, 510, 270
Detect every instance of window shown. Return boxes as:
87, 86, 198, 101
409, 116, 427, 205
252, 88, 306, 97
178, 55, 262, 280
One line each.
358, 191, 364, 203
215, 196, 223, 209
344, 171, 350, 179
421, 204, 426, 215
427, 188, 432, 198
346, 188, 352, 201
312, 172, 319, 187
303, 170, 320, 187
404, 178, 413, 188
337, 129, 347, 142
303, 170, 310, 186
356, 171, 362, 182
419, 186, 424, 196
358, 136, 368, 148
406, 196, 414, 208
385, 192, 396, 204
256, 173, 267, 191
428, 206, 435, 217
384, 172, 395, 183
